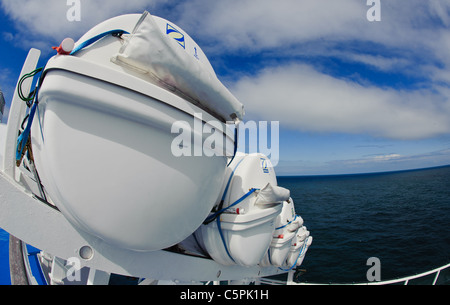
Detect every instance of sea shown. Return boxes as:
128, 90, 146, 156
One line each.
278, 165, 450, 284
0, 165, 449, 285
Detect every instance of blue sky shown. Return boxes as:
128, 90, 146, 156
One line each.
1, 0, 450, 175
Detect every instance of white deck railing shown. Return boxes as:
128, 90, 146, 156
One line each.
258, 262, 450, 285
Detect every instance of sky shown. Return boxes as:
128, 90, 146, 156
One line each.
1, 0, 450, 175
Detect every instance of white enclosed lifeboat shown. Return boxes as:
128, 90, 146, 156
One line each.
30, 12, 243, 251
195, 153, 290, 266
260, 198, 302, 267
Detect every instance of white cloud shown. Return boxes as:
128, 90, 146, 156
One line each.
3, 0, 450, 141
0, 0, 165, 46
3, 1, 449, 75
327, 149, 450, 174
428, 0, 450, 27
176, 0, 365, 52
169, 0, 450, 141
338, 53, 411, 73
3, 1, 449, 62
231, 63, 450, 140
276, 149, 450, 176
174, 0, 442, 55
173, 1, 450, 86
373, 154, 401, 161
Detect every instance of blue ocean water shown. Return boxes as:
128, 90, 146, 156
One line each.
0, 165, 449, 284
279, 165, 450, 283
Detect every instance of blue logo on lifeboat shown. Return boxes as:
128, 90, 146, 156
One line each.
166, 23, 185, 49
261, 159, 269, 174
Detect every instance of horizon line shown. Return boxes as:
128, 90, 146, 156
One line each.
277, 163, 450, 178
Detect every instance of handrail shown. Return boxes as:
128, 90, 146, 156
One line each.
357, 262, 450, 285
260, 263, 450, 285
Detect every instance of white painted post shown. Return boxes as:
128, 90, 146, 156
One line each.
2, 48, 41, 179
